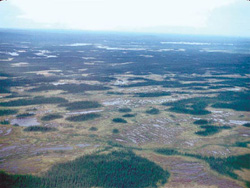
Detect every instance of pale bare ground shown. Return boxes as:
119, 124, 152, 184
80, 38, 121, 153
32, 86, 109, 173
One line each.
136, 151, 245, 188
235, 169, 250, 182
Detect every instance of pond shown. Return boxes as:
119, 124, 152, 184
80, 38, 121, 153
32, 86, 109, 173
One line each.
10, 117, 40, 127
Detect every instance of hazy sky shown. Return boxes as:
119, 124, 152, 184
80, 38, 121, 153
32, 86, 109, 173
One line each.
0, 0, 249, 37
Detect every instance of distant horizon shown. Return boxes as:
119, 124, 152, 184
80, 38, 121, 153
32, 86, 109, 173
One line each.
1, 27, 250, 39
0, 0, 249, 38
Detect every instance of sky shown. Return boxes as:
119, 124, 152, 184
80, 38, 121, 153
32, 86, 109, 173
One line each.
0, 0, 250, 37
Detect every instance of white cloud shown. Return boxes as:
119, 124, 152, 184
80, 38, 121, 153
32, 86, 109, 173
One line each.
10, 0, 238, 30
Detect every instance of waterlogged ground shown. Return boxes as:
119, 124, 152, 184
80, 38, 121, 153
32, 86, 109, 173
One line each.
0, 30, 250, 188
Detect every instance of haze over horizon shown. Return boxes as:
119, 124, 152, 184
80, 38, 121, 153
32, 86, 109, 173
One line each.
0, 0, 250, 37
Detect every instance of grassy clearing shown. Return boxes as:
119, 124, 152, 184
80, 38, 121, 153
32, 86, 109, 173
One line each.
66, 113, 101, 122
155, 148, 250, 180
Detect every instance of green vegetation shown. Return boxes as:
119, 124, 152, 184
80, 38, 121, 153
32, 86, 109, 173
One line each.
212, 91, 250, 112
155, 148, 250, 180
0, 120, 10, 125
195, 125, 231, 136
0, 171, 41, 188
107, 91, 124, 95
29, 83, 110, 93
0, 86, 11, 93
169, 114, 176, 118
26, 108, 37, 112
163, 91, 250, 114
243, 123, 250, 128
77, 76, 116, 83
41, 114, 63, 121
0, 96, 68, 107
155, 148, 178, 155
0, 109, 18, 116
118, 108, 132, 113
59, 101, 101, 110
112, 129, 119, 134
193, 119, 208, 125
204, 154, 250, 179
5, 93, 29, 99
146, 108, 160, 115
66, 113, 101, 122
235, 141, 250, 148
195, 126, 219, 136
0, 151, 169, 188
89, 127, 98, 131
123, 114, 136, 118
16, 113, 35, 118
212, 101, 250, 112
134, 91, 171, 98
163, 97, 211, 115
1, 32, 250, 188
122, 78, 210, 89
246, 181, 250, 188
23, 126, 57, 132
112, 118, 127, 123
121, 79, 173, 88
